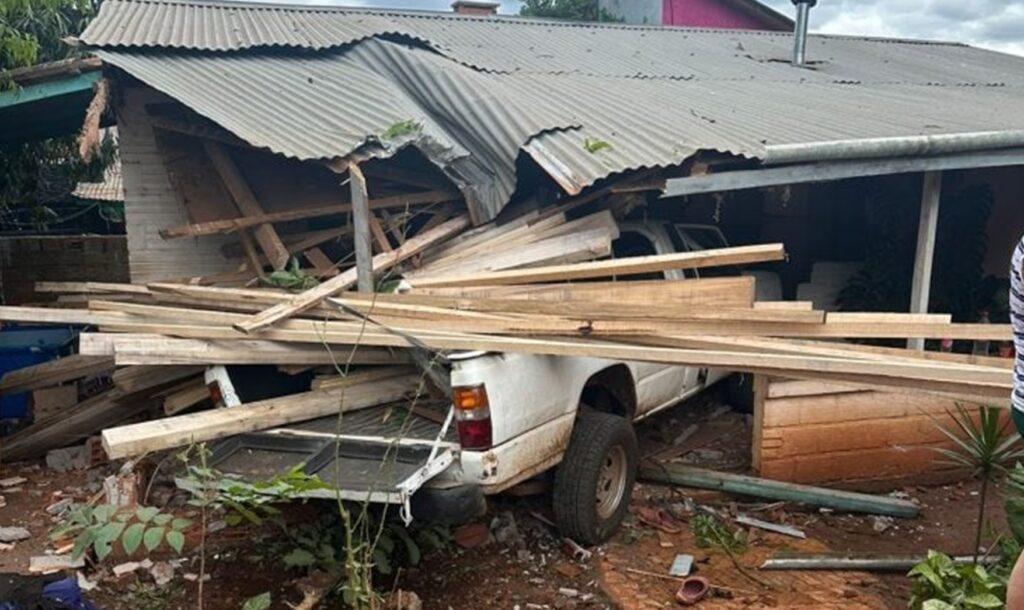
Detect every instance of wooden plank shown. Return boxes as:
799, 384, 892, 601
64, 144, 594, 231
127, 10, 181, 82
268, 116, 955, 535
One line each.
204, 142, 290, 270
161, 379, 210, 416
101, 372, 421, 459
349, 163, 374, 292
0, 355, 113, 395
826, 312, 950, 324
112, 365, 205, 394
311, 365, 417, 390
368, 214, 394, 254
159, 190, 457, 239
909, 171, 942, 350
409, 243, 786, 288
234, 214, 470, 333
417, 277, 756, 308
303, 247, 339, 278
767, 379, 869, 399
35, 282, 151, 295
753, 301, 814, 311
638, 464, 918, 518
80, 333, 409, 366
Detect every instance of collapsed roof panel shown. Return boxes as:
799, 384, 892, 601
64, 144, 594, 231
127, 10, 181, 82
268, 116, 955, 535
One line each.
83, 0, 1024, 221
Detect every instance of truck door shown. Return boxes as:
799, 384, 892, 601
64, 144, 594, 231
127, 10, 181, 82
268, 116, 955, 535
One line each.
613, 226, 699, 414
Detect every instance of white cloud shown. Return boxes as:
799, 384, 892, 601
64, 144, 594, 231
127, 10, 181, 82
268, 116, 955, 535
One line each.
760, 0, 1024, 56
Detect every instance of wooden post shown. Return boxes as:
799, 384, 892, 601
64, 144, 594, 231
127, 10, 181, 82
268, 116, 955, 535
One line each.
349, 162, 374, 293
908, 171, 942, 350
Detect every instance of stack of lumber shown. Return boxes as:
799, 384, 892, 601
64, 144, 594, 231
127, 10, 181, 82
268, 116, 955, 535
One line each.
0, 202, 1013, 465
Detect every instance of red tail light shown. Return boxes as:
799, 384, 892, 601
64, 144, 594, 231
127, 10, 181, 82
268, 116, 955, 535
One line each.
453, 384, 492, 450
207, 381, 224, 407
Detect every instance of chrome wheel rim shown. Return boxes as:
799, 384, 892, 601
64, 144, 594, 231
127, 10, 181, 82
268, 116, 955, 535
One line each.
595, 445, 628, 520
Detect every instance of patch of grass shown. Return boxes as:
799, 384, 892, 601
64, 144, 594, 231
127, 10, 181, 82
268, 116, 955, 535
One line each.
381, 120, 422, 140
583, 137, 612, 154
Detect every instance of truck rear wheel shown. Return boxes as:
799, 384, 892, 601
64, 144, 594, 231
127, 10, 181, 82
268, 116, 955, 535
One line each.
553, 409, 638, 545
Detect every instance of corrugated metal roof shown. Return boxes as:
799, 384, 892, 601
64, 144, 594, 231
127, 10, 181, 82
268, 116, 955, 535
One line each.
82, 0, 1024, 85
83, 0, 1024, 221
72, 162, 123, 202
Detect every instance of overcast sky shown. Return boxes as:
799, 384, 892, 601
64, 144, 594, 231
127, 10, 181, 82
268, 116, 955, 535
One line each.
317, 0, 1024, 56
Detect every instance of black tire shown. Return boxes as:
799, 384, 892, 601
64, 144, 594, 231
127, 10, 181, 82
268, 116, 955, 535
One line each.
726, 372, 755, 413
553, 409, 638, 545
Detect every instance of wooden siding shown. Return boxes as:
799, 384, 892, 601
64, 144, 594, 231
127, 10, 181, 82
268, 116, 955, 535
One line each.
118, 86, 235, 283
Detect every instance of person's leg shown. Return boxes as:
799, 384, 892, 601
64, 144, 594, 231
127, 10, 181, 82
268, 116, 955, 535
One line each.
1007, 409, 1024, 609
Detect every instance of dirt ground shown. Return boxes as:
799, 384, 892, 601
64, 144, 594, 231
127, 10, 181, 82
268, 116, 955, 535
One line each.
0, 391, 1009, 609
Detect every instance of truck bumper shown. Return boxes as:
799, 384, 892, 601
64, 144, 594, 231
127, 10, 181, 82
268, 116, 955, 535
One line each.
411, 484, 487, 525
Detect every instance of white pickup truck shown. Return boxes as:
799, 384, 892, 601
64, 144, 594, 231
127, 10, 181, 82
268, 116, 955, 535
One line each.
206, 220, 773, 544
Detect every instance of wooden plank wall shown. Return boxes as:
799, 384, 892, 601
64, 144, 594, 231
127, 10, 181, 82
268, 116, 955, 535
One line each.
118, 86, 236, 283
0, 236, 128, 304
752, 376, 997, 489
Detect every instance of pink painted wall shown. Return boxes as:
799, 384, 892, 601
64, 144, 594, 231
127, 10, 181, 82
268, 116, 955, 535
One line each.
663, 0, 773, 30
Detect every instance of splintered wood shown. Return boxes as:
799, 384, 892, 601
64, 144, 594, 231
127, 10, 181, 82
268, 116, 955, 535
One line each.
3, 201, 1013, 462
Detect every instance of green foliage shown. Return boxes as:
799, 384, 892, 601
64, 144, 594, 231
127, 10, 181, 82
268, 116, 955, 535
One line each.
518, 0, 621, 22
51, 503, 191, 562
241, 592, 271, 610
1005, 463, 1024, 545
931, 405, 1024, 475
381, 119, 422, 141
583, 137, 611, 154
690, 513, 746, 555
0, 0, 95, 76
260, 257, 320, 291
908, 551, 1005, 609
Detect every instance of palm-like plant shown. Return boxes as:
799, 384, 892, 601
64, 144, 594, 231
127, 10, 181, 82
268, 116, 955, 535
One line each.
931, 404, 1024, 562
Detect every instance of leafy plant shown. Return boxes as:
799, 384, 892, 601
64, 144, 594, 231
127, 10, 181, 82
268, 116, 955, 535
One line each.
381, 120, 422, 141
691, 513, 745, 555
51, 504, 191, 562
931, 404, 1024, 561
261, 257, 320, 291
909, 550, 1004, 609
583, 137, 611, 154
240, 592, 271, 610
518, 0, 622, 22
1005, 462, 1024, 545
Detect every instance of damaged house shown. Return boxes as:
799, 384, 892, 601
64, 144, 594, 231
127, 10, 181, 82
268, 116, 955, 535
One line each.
5, 0, 1024, 562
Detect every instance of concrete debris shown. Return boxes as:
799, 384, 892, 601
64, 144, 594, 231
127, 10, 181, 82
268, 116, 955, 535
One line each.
490, 511, 524, 549
46, 446, 90, 473
0, 477, 27, 488
183, 573, 212, 582
558, 587, 579, 598
0, 527, 31, 543
0, 542, 14, 552
30, 554, 84, 574
150, 561, 175, 586
113, 558, 154, 577
872, 516, 895, 533
76, 571, 98, 591
669, 554, 694, 577
45, 498, 73, 516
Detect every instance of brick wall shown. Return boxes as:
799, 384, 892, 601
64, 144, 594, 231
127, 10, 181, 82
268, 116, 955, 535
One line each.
752, 377, 998, 489
0, 235, 129, 305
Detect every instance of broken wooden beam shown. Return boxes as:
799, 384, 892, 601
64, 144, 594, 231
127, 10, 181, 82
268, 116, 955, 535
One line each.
234, 214, 470, 333
158, 190, 458, 239
638, 464, 919, 518
0, 355, 114, 395
101, 372, 422, 459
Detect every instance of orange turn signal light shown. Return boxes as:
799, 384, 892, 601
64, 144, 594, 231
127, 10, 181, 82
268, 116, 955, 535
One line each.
453, 384, 489, 411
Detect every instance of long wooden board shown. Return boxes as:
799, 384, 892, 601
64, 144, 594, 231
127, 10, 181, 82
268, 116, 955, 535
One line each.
159, 190, 457, 239
408, 243, 786, 287
101, 372, 422, 459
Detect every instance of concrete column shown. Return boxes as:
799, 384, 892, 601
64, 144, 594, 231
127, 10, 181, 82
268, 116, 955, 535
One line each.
908, 171, 942, 349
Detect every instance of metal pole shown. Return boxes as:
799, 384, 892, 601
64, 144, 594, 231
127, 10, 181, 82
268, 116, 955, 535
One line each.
908, 171, 942, 350
792, 2, 810, 66
348, 162, 374, 293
